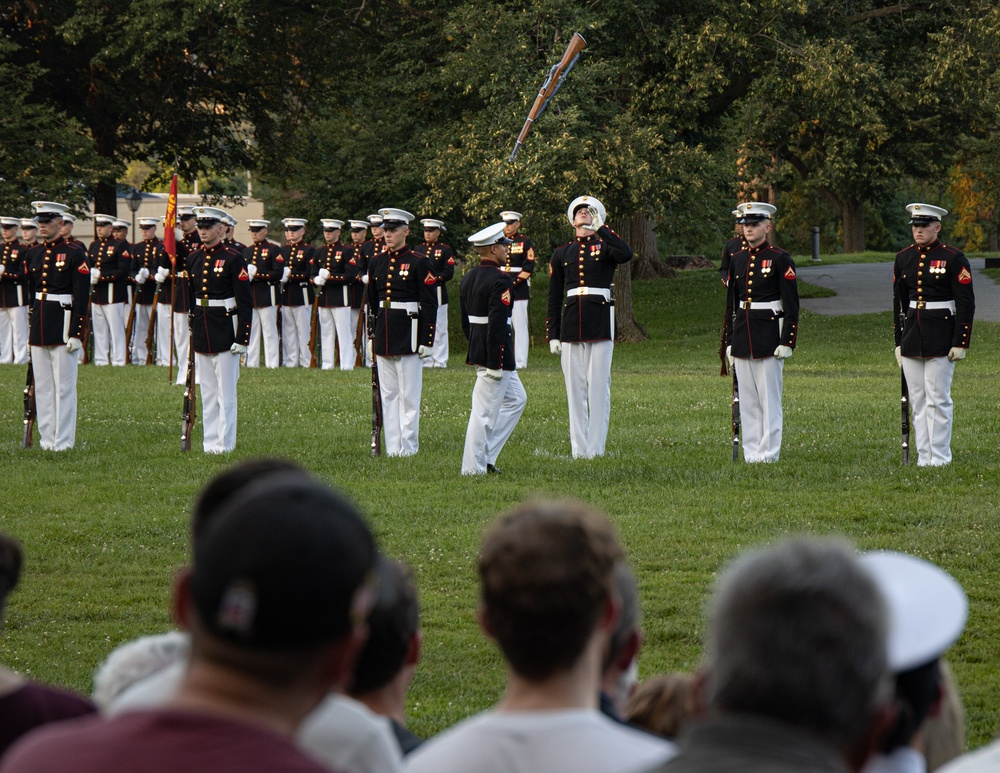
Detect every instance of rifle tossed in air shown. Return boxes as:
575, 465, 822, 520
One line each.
508, 33, 587, 162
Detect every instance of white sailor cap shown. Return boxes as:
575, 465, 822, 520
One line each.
193, 206, 228, 224
178, 206, 196, 218
500, 210, 522, 224
468, 222, 512, 247
567, 195, 607, 227
367, 213, 384, 226
860, 550, 967, 672
138, 217, 162, 227
348, 220, 369, 231
30, 202, 69, 222
221, 213, 237, 227
112, 219, 130, 230
246, 219, 270, 228
0, 217, 20, 227
20, 218, 38, 229
62, 212, 77, 223
93, 213, 117, 225
281, 217, 307, 229
737, 202, 776, 223
321, 219, 345, 230
378, 208, 414, 229
732, 208, 741, 219
420, 218, 446, 231
907, 203, 947, 224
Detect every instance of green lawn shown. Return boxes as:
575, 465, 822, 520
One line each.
2, 268, 999, 746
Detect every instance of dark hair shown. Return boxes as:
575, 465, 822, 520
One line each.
351, 556, 420, 694
0, 533, 23, 604
883, 659, 942, 751
478, 500, 623, 681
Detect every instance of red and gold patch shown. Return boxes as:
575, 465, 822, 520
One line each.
501, 289, 512, 306
423, 272, 437, 286
959, 267, 972, 284
784, 266, 796, 280
78, 261, 90, 274
238, 268, 249, 281
447, 257, 455, 265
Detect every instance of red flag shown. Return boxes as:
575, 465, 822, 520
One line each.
163, 174, 178, 266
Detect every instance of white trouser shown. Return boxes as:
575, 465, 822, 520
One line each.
282, 304, 311, 368
31, 344, 79, 451
130, 304, 152, 364
560, 340, 614, 459
196, 351, 240, 453
424, 303, 449, 367
512, 299, 529, 369
902, 356, 956, 466
247, 306, 279, 368
377, 354, 423, 456
173, 312, 190, 385
155, 305, 172, 366
352, 308, 371, 366
319, 306, 355, 370
462, 369, 527, 474
0, 305, 28, 364
734, 356, 784, 463
92, 302, 126, 366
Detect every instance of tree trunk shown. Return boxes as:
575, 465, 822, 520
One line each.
612, 213, 649, 343
841, 199, 865, 253
629, 212, 674, 280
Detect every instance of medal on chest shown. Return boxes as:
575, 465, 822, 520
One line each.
213, 258, 225, 275
398, 263, 410, 278
930, 259, 946, 275
761, 259, 772, 276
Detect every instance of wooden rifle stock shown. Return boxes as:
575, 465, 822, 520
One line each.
901, 367, 910, 465
124, 286, 139, 364
508, 32, 587, 162
145, 283, 161, 365
354, 295, 366, 368
81, 287, 93, 364
22, 357, 35, 449
308, 294, 321, 368
731, 366, 741, 462
718, 313, 729, 377
369, 311, 382, 457
180, 330, 197, 452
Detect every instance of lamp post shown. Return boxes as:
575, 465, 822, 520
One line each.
126, 188, 142, 233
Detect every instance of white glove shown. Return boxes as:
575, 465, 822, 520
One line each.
774, 345, 793, 360
230, 343, 247, 355
65, 337, 82, 353
549, 339, 562, 355
247, 264, 257, 280
417, 345, 432, 359
948, 346, 967, 362
361, 274, 370, 285
485, 368, 503, 381
135, 268, 148, 285
155, 267, 169, 283
894, 346, 903, 368
726, 345, 733, 368
314, 275, 327, 287
366, 339, 373, 361
281, 267, 291, 284
318, 268, 330, 280
585, 205, 604, 232
0, 264, 5, 277
90, 267, 101, 285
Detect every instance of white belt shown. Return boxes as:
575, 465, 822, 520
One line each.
195, 298, 237, 310
567, 287, 611, 300
909, 300, 955, 312
36, 292, 73, 303
468, 315, 511, 325
381, 301, 419, 312
503, 266, 523, 272
739, 300, 783, 312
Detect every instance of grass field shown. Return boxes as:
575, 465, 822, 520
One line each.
2, 267, 999, 747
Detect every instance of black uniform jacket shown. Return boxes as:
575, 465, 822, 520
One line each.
131, 238, 167, 305
719, 235, 746, 284
0, 240, 27, 308
88, 237, 131, 305
893, 240, 974, 357
725, 241, 800, 359
187, 242, 252, 354
504, 232, 535, 302
25, 237, 90, 346
312, 242, 357, 308
354, 238, 387, 309
367, 246, 437, 357
547, 225, 633, 343
157, 232, 201, 313
413, 241, 456, 306
280, 242, 314, 307
460, 259, 515, 371
243, 240, 284, 308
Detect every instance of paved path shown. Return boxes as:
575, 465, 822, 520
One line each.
796, 259, 1000, 321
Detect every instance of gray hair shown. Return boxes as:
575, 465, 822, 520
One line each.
705, 537, 892, 750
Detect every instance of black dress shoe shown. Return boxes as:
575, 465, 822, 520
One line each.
487, 464, 501, 474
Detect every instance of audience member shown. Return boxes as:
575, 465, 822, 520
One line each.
860, 551, 968, 773
649, 537, 896, 773
91, 633, 189, 711
2, 475, 376, 773
625, 673, 697, 741
600, 562, 642, 723
349, 555, 424, 755
0, 534, 95, 759
923, 662, 965, 771
405, 500, 675, 773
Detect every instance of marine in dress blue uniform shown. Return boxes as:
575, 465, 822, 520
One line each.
719, 208, 745, 286
311, 219, 357, 370
500, 210, 536, 369
893, 203, 974, 466
414, 218, 455, 368
460, 222, 526, 475
724, 202, 799, 463
154, 207, 199, 380
547, 195, 633, 459
24, 202, 90, 451
186, 207, 253, 453
87, 214, 132, 366
0, 217, 28, 364
279, 217, 314, 368
348, 219, 371, 363
366, 208, 437, 456
242, 218, 283, 369
128, 217, 167, 365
